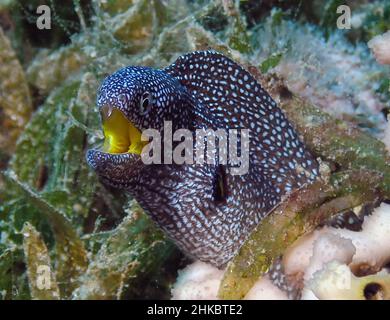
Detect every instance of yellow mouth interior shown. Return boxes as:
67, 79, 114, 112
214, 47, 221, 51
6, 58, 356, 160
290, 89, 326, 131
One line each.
102, 108, 147, 154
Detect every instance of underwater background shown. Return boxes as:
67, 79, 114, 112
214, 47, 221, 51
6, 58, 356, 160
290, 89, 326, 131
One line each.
0, 0, 389, 300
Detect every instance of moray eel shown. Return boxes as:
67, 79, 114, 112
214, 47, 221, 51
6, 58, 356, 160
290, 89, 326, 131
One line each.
86, 50, 319, 267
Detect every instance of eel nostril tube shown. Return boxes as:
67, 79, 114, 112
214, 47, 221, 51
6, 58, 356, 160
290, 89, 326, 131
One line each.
101, 104, 113, 120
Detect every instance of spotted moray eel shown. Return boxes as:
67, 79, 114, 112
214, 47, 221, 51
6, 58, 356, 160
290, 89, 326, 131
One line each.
87, 50, 319, 268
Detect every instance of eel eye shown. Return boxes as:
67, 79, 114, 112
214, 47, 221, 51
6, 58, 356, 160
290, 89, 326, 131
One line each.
140, 91, 152, 115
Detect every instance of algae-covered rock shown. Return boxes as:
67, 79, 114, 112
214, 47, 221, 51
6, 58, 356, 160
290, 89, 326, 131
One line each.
97, 0, 135, 16
0, 247, 30, 299
72, 201, 176, 300
22, 222, 60, 300
0, 27, 32, 155
6, 74, 100, 222
4, 170, 89, 298
111, 0, 155, 54
26, 41, 89, 95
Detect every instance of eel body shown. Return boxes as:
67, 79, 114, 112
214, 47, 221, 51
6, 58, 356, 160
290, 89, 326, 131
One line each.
87, 51, 319, 267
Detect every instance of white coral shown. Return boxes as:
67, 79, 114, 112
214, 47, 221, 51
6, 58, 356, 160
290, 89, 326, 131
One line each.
171, 261, 224, 300
368, 31, 390, 65
304, 261, 390, 300
171, 261, 287, 300
171, 203, 390, 300
384, 116, 390, 153
244, 275, 288, 300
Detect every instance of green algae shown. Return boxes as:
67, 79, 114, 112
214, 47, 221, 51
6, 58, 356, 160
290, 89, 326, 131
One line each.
260, 52, 283, 73
111, 0, 155, 54
347, 0, 390, 42
0, 248, 30, 299
0, 27, 32, 156
22, 222, 60, 300
26, 42, 90, 95
3, 170, 88, 298
72, 201, 176, 300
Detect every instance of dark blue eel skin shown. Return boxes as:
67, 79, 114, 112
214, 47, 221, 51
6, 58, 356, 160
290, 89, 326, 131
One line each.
86, 50, 319, 268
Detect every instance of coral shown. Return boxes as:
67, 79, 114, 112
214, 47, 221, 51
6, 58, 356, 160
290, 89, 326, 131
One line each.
368, 31, 390, 65
279, 96, 390, 194
288, 202, 390, 299
218, 170, 385, 299
171, 261, 224, 300
286, 203, 390, 280
171, 261, 287, 300
172, 204, 390, 300
304, 262, 390, 300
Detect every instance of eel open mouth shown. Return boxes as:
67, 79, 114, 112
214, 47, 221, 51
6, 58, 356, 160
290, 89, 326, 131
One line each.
101, 105, 147, 155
